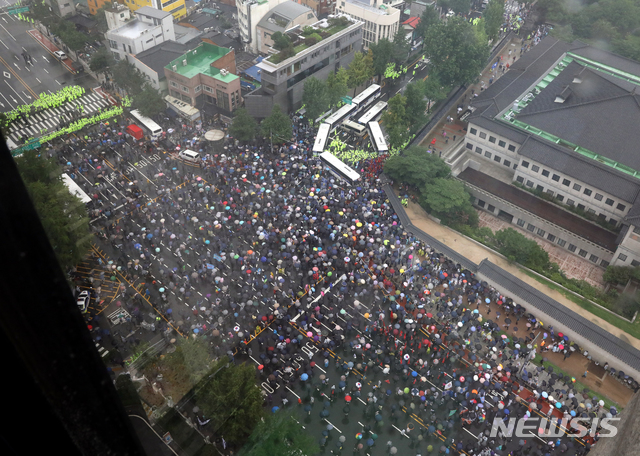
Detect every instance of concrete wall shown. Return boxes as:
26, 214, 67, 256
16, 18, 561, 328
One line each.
244, 88, 275, 118
613, 225, 640, 267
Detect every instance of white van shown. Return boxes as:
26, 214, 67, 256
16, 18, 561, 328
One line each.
179, 149, 201, 163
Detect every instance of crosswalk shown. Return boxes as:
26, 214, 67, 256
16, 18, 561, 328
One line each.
7, 91, 113, 143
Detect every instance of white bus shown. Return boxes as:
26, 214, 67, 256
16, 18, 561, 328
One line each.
325, 103, 358, 132
61, 173, 92, 204
313, 123, 331, 154
358, 100, 387, 125
367, 121, 388, 154
352, 84, 381, 112
319, 151, 360, 185
341, 120, 367, 137
130, 109, 163, 140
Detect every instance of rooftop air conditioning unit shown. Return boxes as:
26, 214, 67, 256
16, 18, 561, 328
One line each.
193, 49, 197, 54
182, 59, 187, 66
172, 65, 177, 71
220, 69, 228, 76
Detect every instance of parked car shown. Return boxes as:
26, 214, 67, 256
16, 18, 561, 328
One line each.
77, 290, 90, 313
54, 50, 67, 60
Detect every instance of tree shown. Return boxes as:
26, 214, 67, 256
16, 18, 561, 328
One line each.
422, 73, 448, 110
132, 84, 166, 118
404, 81, 427, 131
199, 358, 264, 444
229, 108, 258, 142
164, 338, 212, 386
239, 411, 319, 456
94, 6, 110, 34
384, 146, 450, 188
392, 29, 410, 64
271, 31, 292, 50
381, 93, 410, 149
326, 67, 349, 108
613, 35, 640, 61
369, 38, 394, 83
422, 178, 477, 227
483, 0, 505, 42
89, 47, 114, 75
112, 60, 146, 96
15, 150, 91, 273
302, 77, 329, 124
447, 0, 471, 15
415, 6, 440, 42
51, 21, 88, 51
346, 51, 374, 96
423, 17, 489, 86
261, 105, 292, 147
493, 228, 550, 269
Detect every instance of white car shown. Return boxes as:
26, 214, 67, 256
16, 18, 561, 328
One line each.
77, 290, 90, 313
54, 50, 67, 60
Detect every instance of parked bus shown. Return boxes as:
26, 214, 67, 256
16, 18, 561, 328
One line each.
341, 120, 367, 137
313, 123, 331, 154
367, 121, 388, 154
61, 173, 91, 204
358, 100, 387, 125
318, 151, 360, 185
352, 84, 382, 112
324, 103, 358, 132
130, 109, 163, 140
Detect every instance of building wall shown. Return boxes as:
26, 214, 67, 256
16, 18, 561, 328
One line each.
612, 225, 640, 267
336, 0, 399, 48
117, 0, 186, 19
130, 56, 164, 91
165, 69, 242, 112
88, 0, 115, 15
257, 11, 317, 53
236, 0, 290, 53
297, 0, 334, 17
244, 89, 275, 118
210, 50, 238, 75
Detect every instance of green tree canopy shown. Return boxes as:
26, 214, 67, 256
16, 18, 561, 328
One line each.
347, 51, 374, 96
271, 31, 292, 50
422, 178, 478, 227
392, 29, 410, 63
483, 0, 505, 41
422, 73, 448, 110
94, 6, 110, 34
384, 146, 450, 188
493, 228, 550, 269
302, 77, 329, 124
239, 411, 319, 456
369, 38, 395, 83
261, 105, 292, 145
51, 21, 88, 51
15, 150, 91, 272
404, 81, 428, 131
423, 16, 489, 86
164, 338, 212, 386
415, 6, 440, 42
89, 47, 114, 75
381, 93, 410, 149
441, 0, 472, 15
326, 67, 349, 108
112, 60, 146, 96
132, 84, 166, 118
199, 358, 264, 444
229, 108, 258, 142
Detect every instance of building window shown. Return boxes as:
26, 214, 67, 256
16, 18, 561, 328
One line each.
542, 169, 549, 177
469, 127, 477, 135
547, 233, 556, 242
557, 239, 566, 247
484, 151, 492, 158
204, 86, 213, 93
170, 81, 178, 88
578, 249, 587, 258
182, 86, 189, 93
466, 142, 473, 150
537, 228, 545, 237
531, 165, 539, 172
517, 219, 525, 227
595, 193, 603, 201
600, 260, 610, 268
477, 199, 486, 208
526, 223, 535, 232
504, 160, 511, 167
552, 174, 560, 182
556, 195, 564, 202
617, 203, 626, 211
508, 144, 516, 152
584, 188, 592, 196
194, 85, 201, 92
479, 132, 487, 139
521, 160, 529, 168
562, 178, 571, 186
605, 198, 614, 206
526, 180, 533, 187
487, 204, 496, 212
567, 199, 575, 206
610, 218, 617, 225
493, 155, 501, 163
619, 253, 628, 262
489, 136, 496, 143
109, 40, 118, 49
572, 183, 581, 191
633, 226, 640, 235
536, 185, 544, 192
568, 244, 577, 252
546, 189, 554, 197
476, 146, 482, 154
632, 260, 640, 267
516, 176, 524, 183
589, 254, 598, 263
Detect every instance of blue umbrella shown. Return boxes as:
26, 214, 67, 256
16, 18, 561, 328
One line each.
412, 371, 418, 377
301, 373, 309, 381
367, 439, 374, 447
272, 406, 279, 413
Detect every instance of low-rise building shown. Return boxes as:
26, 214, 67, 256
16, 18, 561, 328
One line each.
236, 0, 292, 53
131, 41, 197, 91
164, 41, 242, 114
89, 0, 186, 18
244, 14, 362, 117
296, 0, 334, 18
255, 2, 318, 54
336, 0, 399, 49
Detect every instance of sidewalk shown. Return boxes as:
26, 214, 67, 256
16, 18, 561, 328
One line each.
399, 196, 640, 354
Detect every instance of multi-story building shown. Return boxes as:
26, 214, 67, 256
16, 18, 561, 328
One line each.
451, 37, 640, 268
236, 0, 291, 53
164, 42, 242, 114
105, 6, 200, 62
296, 0, 334, 17
89, 0, 186, 19
46, 0, 77, 17
131, 41, 197, 91
244, 14, 362, 117
255, 2, 318, 54
336, 0, 399, 49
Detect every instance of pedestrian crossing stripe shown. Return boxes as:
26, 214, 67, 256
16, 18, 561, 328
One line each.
95, 342, 109, 357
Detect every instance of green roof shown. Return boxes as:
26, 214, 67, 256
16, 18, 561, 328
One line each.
165, 42, 239, 82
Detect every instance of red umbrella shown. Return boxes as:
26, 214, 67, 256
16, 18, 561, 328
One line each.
345, 395, 352, 402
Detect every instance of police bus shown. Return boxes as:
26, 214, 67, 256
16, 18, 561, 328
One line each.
318, 151, 360, 185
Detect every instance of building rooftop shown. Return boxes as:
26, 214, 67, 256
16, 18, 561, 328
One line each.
136, 6, 172, 20
174, 23, 203, 43
135, 41, 196, 77
258, 2, 314, 34
109, 19, 152, 39
165, 42, 238, 83
402, 16, 420, 28
345, 0, 395, 15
